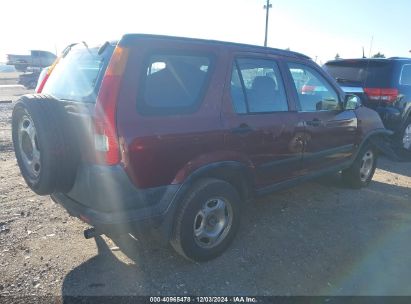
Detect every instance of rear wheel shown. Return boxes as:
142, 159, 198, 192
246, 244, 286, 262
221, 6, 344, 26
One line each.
171, 178, 241, 262
342, 143, 377, 188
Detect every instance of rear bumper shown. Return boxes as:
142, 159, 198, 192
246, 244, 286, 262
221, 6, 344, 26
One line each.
51, 192, 171, 233
50, 164, 180, 235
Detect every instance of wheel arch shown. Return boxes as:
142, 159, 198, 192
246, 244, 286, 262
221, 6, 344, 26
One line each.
174, 161, 254, 203
355, 128, 394, 160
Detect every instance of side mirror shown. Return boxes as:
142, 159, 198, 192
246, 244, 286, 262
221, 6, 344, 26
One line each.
344, 94, 361, 110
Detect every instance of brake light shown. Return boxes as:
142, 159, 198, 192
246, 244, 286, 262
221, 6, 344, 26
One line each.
302, 85, 316, 93
94, 46, 129, 165
364, 88, 398, 103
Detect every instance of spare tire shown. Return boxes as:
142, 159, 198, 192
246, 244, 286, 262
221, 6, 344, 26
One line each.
12, 94, 79, 195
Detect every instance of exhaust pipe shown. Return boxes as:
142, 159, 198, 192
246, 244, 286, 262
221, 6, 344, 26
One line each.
83, 227, 102, 239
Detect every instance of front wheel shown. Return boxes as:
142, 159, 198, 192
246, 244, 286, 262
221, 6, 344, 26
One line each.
342, 143, 377, 188
170, 178, 242, 262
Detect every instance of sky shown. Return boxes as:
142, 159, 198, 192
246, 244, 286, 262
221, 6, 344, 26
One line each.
1, 0, 410, 65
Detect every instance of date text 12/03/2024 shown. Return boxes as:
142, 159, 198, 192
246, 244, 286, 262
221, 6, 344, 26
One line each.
149, 297, 258, 303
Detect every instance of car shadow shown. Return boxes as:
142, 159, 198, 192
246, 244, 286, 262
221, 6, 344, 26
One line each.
61, 174, 411, 296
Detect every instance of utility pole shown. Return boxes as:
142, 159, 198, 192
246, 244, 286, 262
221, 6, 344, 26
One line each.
263, 0, 272, 47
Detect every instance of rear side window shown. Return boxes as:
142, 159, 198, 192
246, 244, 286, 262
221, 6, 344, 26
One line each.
400, 64, 411, 86
43, 44, 114, 103
138, 54, 212, 115
323, 60, 393, 87
230, 58, 288, 114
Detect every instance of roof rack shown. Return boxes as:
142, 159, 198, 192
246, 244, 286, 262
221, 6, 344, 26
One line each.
120, 34, 311, 60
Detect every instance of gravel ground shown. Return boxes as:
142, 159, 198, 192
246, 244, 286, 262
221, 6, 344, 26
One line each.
0, 86, 411, 297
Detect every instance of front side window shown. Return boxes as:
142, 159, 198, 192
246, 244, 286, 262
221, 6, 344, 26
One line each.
230, 58, 288, 114
288, 63, 340, 112
138, 54, 211, 115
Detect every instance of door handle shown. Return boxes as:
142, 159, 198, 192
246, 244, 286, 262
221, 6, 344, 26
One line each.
231, 123, 254, 134
306, 118, 322, 127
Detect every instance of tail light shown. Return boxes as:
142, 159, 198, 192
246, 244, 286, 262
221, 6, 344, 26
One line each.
93, 46, 129, 165
302, 85, 316, 93
364, 88, 398, 103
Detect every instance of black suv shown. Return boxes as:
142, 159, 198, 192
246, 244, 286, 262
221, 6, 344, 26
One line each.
324, 58, 411, 154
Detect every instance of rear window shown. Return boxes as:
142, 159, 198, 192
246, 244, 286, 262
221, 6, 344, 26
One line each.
324, 60, 393, 87
42, 44, 114, 103
400, 64, 411, 86
137, 53, 212, 115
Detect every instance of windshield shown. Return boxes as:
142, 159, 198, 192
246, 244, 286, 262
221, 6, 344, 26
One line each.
42, 44, 114, 103
324, 60, 393, 87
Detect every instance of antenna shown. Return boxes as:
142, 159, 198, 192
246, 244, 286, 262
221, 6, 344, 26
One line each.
263, 0, 272, 47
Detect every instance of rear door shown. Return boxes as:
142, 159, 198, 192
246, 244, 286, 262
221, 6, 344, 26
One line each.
221, 54, 304, 187
286, 61, 358, 173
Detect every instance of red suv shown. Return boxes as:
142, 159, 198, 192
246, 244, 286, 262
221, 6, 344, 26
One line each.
12, 34, 390, 261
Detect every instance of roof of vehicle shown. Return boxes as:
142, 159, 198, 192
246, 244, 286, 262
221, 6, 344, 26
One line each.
325, 57, 411, 64
120, 34, 311, 60
30, 50, 54, 52
7, 50, 55, 55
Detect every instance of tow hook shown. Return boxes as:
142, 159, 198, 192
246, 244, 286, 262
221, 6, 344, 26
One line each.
83, 227, 102, 239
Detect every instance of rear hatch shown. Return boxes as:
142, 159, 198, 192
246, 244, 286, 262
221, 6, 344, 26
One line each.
323, 59, 396, 107
41, 42, 115, 163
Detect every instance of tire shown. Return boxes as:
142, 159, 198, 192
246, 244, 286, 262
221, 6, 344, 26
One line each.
170, 178, 242, 262
12, 94, 79, 195
342, 143, 377, 189
398, 117, 411, 152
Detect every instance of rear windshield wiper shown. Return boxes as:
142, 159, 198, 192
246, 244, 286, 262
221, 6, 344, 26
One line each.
61, 41, 94, 58
62, 43, 79, 58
